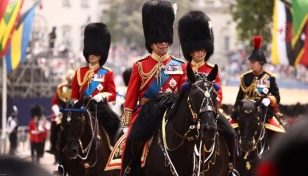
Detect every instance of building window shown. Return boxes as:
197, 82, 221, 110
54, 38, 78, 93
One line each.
224, 36, 230, 51
81, 0, 88, 8
61, 25, 71, 52
63, 0, 70, 7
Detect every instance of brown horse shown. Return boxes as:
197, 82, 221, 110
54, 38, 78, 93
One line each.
127, 65, 229, 176
58, 97, 120, 176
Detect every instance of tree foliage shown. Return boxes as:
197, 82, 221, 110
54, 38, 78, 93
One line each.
229, 0, 274, 48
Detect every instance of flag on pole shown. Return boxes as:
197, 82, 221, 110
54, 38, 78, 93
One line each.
5, 2, 38, 73
0, 0, 9, 20
0, 0, 24, 56
271, 0, 293, 65
292, 0, 308, 67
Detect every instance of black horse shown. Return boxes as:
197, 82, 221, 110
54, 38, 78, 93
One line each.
58, 97, 120, 176
125, 65, 229, 175
234, 98, 269, 176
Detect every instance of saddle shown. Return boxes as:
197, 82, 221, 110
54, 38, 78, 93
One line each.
104, 134, 153, 171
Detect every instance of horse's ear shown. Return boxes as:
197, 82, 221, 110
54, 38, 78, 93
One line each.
83, 96, 92, 107
207, 64, 218, 82
186, 63, 197, 83
74, 97, 84, 108
255, 98, 263, 107
58, 97, 66, 108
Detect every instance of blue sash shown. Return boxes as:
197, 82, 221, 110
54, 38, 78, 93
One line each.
83, 68, 107, 96
143, 59, 182, 98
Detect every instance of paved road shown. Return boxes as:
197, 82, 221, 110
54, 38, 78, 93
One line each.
1, 139, 57, 175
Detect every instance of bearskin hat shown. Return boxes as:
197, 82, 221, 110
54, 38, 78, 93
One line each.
122, 67, 132, 87
30, 105, 42, 118
247, 36, 267, 62
178, 10, 214, 62
257, 118, 308, 176
83, 23, 111, 66
142, 0, 175, 53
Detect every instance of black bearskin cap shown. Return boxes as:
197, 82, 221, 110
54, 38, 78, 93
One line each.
247, 36, 267, 62
122, 67, 132, 87
30, 105, 42, 118
142, 0, 175, 53
83, 23, 111, 66
178, 10, 214, 62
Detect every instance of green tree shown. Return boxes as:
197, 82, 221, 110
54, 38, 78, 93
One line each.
229, 0, 274, 48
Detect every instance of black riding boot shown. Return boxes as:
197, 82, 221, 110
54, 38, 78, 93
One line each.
225, 136, 240, 176
217, 112, 240, 176
53, 130, 65, 176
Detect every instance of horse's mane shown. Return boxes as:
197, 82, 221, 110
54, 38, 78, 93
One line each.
130, 92, 177, 140
166, 88, 186, 120
93, 103, 120, 138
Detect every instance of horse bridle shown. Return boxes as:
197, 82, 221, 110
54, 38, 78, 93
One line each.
238, 100, 267, 155
160, 79, 219, 176
60, 106, 100, 168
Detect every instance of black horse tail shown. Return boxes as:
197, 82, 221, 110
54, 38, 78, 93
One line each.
130, 93, 177, 141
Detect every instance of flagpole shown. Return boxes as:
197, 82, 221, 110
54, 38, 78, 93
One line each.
1, 56, 7, 154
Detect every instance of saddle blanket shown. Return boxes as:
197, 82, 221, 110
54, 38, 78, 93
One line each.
104, 134, 151, 171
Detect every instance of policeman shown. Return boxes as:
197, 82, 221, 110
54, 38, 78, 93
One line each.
6, 106, 18, 155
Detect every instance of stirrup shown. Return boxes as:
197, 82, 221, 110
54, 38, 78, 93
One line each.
227, 169, 240, 176
227, 163, 240, 176
53, 165, 64, 176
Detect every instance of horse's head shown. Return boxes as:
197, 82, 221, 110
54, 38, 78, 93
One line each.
237, 98, 262, 152
59, 97, 91, 159
186, 64, 219, 144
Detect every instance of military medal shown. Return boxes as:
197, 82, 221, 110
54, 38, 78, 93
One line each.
97, 84, 103, 92
93, 74, 105, 82
169, 78, 177, 88
164, 63, 183, 75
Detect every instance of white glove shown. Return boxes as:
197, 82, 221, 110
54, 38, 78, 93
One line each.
262, 98, 270, 107
52, 104, 62, 117
92, 94, 103, 102
123, 127, 129, 134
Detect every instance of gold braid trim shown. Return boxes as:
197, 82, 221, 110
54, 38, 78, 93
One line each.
77, 68, 95, 93
240, 76, 257, 99
138, 62, 159, 90
240, 73, 270, 99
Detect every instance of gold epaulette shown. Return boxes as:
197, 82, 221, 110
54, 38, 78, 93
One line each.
240, 70, 253, 79
57, 82, 67, 89
135, 55, 150, 63
205, 62, 214, 67
102, 66, 112, 71
264, 71, 276, 78
170, 55, 184, 63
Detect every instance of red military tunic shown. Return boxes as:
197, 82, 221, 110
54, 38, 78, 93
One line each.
186, 62, 223, 107
123, 53, 186, 127
71, 64, 116, 102
28, 120, 46, 143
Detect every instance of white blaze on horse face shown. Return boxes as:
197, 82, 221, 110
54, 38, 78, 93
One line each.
204, 90, 210, 98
